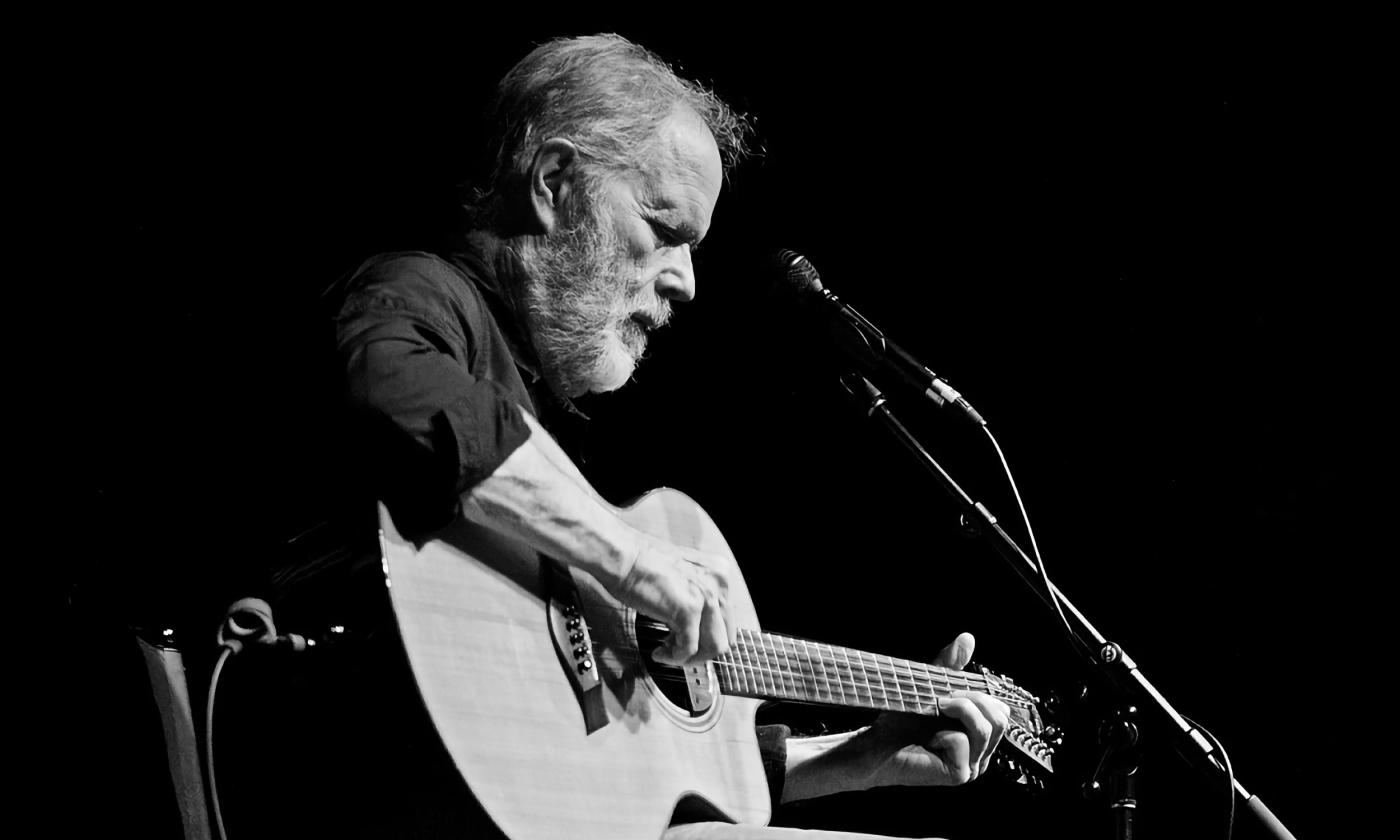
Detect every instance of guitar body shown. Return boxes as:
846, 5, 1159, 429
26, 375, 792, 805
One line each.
379, 488, 770, 840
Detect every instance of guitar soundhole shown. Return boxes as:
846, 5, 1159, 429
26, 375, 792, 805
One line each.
634, 616, 701, 715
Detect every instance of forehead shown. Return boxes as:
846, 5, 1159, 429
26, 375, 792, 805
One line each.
633, 108, 723, 238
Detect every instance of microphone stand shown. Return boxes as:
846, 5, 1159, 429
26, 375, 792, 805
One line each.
838, 373, 1297, 840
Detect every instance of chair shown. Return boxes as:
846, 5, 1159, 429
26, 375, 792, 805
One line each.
134, 627, 213, 840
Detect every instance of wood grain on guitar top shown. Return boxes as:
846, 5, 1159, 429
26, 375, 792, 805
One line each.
380, 488, 770, 840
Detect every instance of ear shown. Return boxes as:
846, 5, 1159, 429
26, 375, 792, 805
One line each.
528, 138, 581, 235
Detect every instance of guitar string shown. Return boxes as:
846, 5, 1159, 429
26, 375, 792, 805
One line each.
630, 624, 996, 696
574, 622, 1033, 710
651, 622, 992, 694
621, 629, 990, 698
724, 629, 975, 707
560, 600, 1038, 709
713, 635, 1024, 711
572, 620, 1048, 750
602, 653, 1033, 714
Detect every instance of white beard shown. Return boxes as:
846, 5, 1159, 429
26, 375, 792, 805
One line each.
513, 195, 670, 397
590, 326, 640, 393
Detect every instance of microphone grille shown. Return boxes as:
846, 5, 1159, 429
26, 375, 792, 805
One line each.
773, 249, 825, 294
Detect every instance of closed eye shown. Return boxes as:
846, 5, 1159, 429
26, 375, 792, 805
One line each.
649, 220, 685, 247
650, 219, 705, 253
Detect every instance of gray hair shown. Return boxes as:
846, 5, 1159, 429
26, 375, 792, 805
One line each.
472, 33, 752, 225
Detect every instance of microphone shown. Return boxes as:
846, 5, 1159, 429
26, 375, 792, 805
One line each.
773, 249, 986, 426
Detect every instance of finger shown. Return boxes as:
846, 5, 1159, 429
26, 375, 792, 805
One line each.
939, 695, 993, 779
971, 695, 1011, 777
954, 692, 1010, 779
932, 632, 976, 670
691, 562, 736, 650
703, 561, 731, 600
717, 585, 737, 648
928, 730, 973, 786
696, 586, 730, 660
692, 566, 734, 640
654, 599, 704, 667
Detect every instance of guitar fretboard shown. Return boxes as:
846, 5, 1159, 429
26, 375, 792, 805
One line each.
712, 628, 1006, 714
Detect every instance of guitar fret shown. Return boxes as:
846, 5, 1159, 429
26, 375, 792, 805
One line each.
736, 631, 755, 695
849, 648, 867, 708
809, 642, 830, 704
879, 653, 907, 712
766, 635, 788, 700
851, 649, 873, 708
928, 663, 950, 709
715, 657, 735, 693
834, 646, 851, 705
824, 643, 849, 706
755, 634, 777, 697
743, 630, 762, 696
852, 650, 868, 705
753, 633, 772, 695
900, 657, 926, 714
860, 650, 890, 711
782, 636, 811, 702
845, 647, 866, 708
913, 662, 953, 712
772, 635, 795, 694
773, 635, 799, 700
790, 636, 812, 702
731, 630, 751, 695
750, 631, 768, 697
839, 646, 873, 709
806, 641, 823, 705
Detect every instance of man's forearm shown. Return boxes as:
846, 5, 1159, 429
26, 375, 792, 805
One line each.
781, 728, 880, 803
458, 406, 736, 667
459, 408, 638, 589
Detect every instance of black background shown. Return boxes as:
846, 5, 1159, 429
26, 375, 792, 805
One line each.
58, 13, 1379, 839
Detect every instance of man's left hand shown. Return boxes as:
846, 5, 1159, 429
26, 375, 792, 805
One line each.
857, 632, 1011, 787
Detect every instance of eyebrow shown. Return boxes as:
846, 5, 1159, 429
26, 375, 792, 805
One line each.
652, 213, 705, 246
675, 222, 704, 244
646, 190, 709, 243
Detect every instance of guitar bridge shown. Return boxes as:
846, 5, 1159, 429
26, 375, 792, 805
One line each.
545, 561, 606, 733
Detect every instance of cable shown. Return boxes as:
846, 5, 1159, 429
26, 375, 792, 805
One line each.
205, 645, 235, 840
205, 596, 286, 840
980, 424, 1084, 654
1185, 715, 1237, 840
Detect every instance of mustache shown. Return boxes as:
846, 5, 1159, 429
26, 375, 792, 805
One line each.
630, 297, 673, 329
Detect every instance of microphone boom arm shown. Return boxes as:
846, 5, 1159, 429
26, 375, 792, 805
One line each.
838, 372, 1297, 840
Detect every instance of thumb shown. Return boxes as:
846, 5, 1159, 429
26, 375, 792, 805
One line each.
932, 632, 976, 670
651, 639, 682, 666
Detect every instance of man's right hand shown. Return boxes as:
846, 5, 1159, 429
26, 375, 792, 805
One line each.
609, 533, 736, 667
463, 410, 736, 667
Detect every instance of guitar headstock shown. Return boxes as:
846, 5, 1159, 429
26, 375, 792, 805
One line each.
975, 664, 1061, 786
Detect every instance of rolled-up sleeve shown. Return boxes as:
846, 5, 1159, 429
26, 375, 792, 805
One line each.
755, 724, 791, 811
333, 255, 532, 533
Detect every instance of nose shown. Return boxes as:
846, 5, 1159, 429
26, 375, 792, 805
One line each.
652, 244, 696, 303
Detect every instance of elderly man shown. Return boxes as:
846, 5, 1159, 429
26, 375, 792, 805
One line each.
331, 33, 1009, 840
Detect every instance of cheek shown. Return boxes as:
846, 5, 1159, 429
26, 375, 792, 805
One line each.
618, 215, 656, 261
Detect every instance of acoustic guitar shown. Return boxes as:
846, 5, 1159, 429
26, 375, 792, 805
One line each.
379, 488, 1054, 840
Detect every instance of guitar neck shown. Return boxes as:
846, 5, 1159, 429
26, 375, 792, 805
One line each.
712, 628, 998, 715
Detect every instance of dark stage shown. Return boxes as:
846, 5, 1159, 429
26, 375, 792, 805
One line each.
59, 16, 1376, 840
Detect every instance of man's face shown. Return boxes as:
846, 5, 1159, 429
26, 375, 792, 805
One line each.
519, 108, 723, 396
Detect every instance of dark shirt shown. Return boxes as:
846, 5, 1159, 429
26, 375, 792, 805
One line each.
329, 247, 788, 810
330, 249, 539, 535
